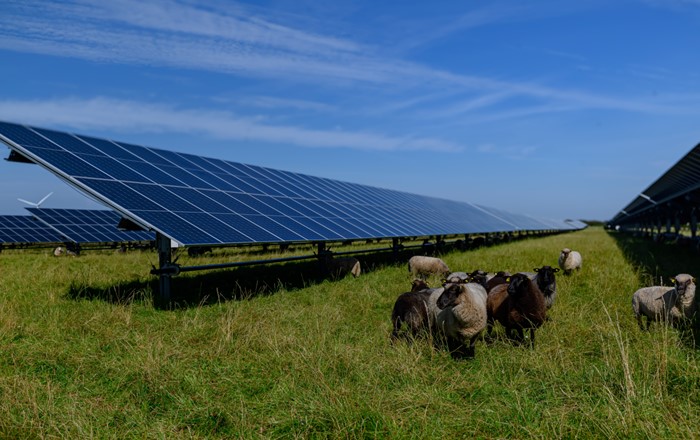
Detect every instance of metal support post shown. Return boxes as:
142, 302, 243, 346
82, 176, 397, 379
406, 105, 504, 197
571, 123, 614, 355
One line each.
156, 232, 172, 308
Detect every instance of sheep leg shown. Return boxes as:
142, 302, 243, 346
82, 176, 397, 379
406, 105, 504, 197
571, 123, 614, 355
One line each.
510, 327, 525, 345
446, 337, 473, 360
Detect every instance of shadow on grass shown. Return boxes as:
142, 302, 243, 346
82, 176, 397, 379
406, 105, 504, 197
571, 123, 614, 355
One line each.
65, 233, 553, 310
608, 230, 700, 349
65, 247, 428, 309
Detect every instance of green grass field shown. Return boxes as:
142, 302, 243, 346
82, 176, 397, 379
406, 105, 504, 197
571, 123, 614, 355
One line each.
1, 227, 699, 438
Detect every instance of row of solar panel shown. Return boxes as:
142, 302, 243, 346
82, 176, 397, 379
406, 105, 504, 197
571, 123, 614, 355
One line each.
0, 207, 585, 246
0, 209, 154, 245
0, 121, 586, 246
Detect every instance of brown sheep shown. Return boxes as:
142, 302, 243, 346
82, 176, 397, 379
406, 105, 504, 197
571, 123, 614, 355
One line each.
486, 273, 547, 348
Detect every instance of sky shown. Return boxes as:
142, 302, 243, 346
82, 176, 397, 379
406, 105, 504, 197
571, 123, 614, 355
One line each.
0, 0, 699, 222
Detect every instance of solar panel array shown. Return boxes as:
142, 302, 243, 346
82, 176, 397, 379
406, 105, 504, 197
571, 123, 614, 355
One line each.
0, 121, 585, 247
28, 208, 154, 244
611, 143, 700, 225
0, 215, 64, 244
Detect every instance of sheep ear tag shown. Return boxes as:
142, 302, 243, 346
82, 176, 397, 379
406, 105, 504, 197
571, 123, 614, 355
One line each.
671, 278, 676, 284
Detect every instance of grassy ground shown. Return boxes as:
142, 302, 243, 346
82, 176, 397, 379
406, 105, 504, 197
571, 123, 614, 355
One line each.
1, 227, 699, 438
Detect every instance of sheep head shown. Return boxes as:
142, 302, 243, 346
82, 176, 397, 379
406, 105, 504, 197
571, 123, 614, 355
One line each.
506, 273, 531, 297
534, 265, 559, 294
411, 279, 430, 292
437, 283, 464, 309
468, 269, 488, 286
672, 273, 695, 298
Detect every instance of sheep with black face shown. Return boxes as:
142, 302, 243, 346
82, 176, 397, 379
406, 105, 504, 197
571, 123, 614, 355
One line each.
434, 282, 488, 359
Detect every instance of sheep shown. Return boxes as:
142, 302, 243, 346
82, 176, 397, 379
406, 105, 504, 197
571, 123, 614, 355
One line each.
632, 273, 696, 330
486, 271, 511, 293
187, 245, 213, 257
532, 266, 559, 310
321, 253, 361, 278
435, 282, 488, 359
486, 273, 547, 348
558, 248, 582, 274
53, 246, 64, 257
390, 279, 433, 341
408, 255, 450, 280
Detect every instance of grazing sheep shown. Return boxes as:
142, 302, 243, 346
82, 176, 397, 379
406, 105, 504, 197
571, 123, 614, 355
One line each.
532, 266, 559, 310
558, 248, 582, 274
187, 245, 213, 257
435, 282, 488, 359
487, 273, 547, 348
632, 274, 695, 330
322, 253, 361, 278
408, 256, 450, 280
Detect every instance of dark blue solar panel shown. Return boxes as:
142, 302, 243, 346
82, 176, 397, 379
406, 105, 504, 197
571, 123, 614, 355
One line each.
0, 120, 581, 246
28, 208, 154, 243
0, 215, 64, 244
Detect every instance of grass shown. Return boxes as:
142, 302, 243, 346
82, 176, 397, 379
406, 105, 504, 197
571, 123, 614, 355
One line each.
1, 227, 699, 438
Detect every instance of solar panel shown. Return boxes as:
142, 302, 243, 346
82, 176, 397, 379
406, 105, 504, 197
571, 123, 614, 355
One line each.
611, 143, 700, 224
0, 120, 577, 247
0, 215, 64, 244
27, 208, 155, 244
565, 219, 588, 229
472, 204, 563, 231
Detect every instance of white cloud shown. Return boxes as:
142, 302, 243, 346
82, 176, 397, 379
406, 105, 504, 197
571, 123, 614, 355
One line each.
0, 0, 691, 116
0, 97, 463, 153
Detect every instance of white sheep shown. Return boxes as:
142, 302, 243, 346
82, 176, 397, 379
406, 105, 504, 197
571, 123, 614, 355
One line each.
632, 273, 695, 330
53, 246, 64, 257
434, 282, 488, 359
408, 256, 450, 280
558, 248, 582, 274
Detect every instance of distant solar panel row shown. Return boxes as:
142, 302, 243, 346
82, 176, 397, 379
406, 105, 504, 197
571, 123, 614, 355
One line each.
0, 215, 63, 244
28, 208, 154, 244
0, 121, 584, 247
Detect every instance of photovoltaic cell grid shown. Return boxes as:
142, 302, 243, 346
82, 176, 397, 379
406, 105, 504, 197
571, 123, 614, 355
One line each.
0, 215, 64, 244
0, 121, 584, 246
27, 208, 155, 244
611, 143, 700, 224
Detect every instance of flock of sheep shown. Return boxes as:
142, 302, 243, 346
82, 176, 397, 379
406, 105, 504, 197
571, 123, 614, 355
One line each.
388, 245, 698, 360
390, 248, 583, 359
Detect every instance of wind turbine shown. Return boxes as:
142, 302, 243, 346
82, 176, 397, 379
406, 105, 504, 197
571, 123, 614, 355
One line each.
18, 192, 54, 208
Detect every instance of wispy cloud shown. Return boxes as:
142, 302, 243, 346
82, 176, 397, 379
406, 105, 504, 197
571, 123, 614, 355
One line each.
0, 97, 463, 153
0, 0, 690, 118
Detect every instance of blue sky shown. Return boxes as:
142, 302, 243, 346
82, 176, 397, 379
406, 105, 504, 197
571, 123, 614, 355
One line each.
0, 0, 698, 221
